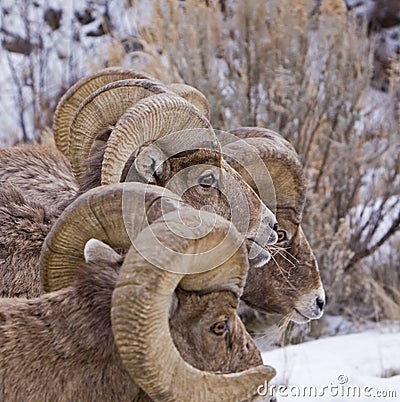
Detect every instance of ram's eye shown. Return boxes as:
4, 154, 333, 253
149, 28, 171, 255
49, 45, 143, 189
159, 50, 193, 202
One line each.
198, 172, 216, 188
277, 230, 288, 243
210, 320, 229, 336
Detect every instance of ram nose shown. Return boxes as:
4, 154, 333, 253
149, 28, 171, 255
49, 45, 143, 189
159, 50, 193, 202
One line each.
313, 287, 326, 316
292, 285, 326, 324
316, 294, 325, 313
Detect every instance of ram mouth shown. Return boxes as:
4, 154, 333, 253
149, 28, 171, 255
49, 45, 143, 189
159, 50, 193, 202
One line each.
292, 308, 312, 324
247, 238, 272, 268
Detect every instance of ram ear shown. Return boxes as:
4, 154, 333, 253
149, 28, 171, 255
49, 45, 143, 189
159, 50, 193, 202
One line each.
133, 144, 170, 185
84, 239, 122, 265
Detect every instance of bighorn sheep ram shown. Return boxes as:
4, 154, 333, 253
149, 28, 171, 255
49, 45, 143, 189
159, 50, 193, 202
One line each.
1, 71, 324, 323
221, 127, 325, 323
0, 183, 276, 401
0, 119, 324, 324
0, 69, 278, 296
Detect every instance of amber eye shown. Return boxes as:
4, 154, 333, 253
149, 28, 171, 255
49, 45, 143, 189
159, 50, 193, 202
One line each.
210, 320, 229, 336
198, 172, 216, 188
277, 230, 288, 243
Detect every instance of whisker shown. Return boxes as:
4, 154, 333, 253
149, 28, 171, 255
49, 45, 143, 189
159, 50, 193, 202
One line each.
268, 250, 289, 274
281, 248, 300, 264
256, 245, 302, 298
271, 247, 298, 268
253, 326, 282, 343
278, 314, 294, 346
252, 311, 312, 348
257, 243, 295, 271
269, 243, 300, 265
269, 255, 296, 285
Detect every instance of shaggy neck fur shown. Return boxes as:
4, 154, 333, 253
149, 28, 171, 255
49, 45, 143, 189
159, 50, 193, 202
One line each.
0, 184, 54, 298
0, 259, 140, 402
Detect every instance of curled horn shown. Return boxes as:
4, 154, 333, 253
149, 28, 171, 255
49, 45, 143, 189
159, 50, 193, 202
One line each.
68, 79, 169, 183
227, 127, 307, 222
53, 68, 157, 156
167, 82, 210, 119
112, 210, 276, 401
40, 182, 180, 292
101, 93, 212, 186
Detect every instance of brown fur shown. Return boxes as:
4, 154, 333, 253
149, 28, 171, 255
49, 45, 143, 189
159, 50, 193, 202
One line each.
0, 184, 55, 298
0, 244, 261, 401
0, 130, 321, 320
77, 139, 109, 196
369, 0, 400, 31
0, 145, 78, 210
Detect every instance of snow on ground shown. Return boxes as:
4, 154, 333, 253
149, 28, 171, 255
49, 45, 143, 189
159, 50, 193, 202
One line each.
261, 329, 400, 401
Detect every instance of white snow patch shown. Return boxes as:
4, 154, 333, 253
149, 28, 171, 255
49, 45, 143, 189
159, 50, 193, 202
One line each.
261, 330, 400, 401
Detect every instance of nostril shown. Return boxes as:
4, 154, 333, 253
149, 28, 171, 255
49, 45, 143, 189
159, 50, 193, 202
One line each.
272, 222, 278, 232
316, 297, 325, 311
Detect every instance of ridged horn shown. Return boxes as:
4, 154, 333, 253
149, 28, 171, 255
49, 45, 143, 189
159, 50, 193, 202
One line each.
53, 68, 157, 156
40, 182, 180, 292
167, 83, 210, 120
112, 210, 276, 401
69, 79, 168, 183
228, 127, 307, 222
101, 93, 212, 185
